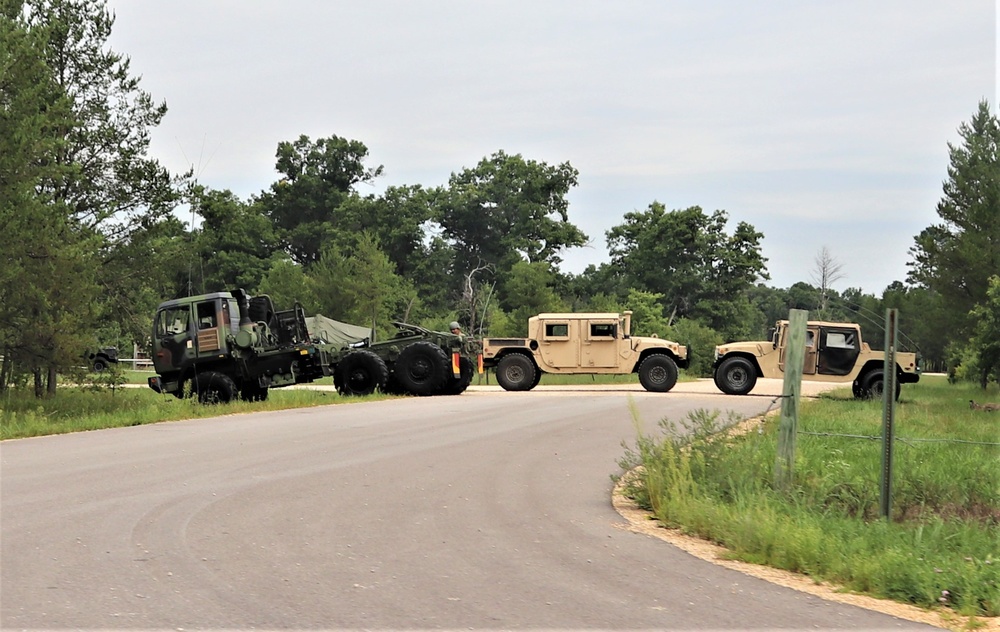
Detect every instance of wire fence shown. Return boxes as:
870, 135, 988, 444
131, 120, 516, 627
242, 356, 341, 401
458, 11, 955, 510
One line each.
754, 393, 1000, 448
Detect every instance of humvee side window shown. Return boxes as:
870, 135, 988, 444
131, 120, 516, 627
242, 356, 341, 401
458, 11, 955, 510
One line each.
545, 323, 569, 339
589, 323, 615, 338
158, 306, 190, 336
825, 331, 856, 349
196, 301, 217, 330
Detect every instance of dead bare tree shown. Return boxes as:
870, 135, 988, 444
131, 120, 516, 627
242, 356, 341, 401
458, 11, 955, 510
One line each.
811, 246, 846, 315
461, 261, 496, 336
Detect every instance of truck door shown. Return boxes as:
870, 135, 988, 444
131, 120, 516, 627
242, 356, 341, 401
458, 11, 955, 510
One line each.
817, 327, 860, 376
803, 327, 819, 374
194, 300, 221, 354
153, 304, 196, 371
583, 319, 618, 368
539, 319, 577, 368
778, 324, 819, 374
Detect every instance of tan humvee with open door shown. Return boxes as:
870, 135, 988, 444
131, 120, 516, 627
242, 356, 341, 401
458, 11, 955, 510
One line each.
482, 311, 689, 392
713, 319, 921, 400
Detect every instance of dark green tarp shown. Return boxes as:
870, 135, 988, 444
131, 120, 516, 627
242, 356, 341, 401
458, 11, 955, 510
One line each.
304, 314, 372, 348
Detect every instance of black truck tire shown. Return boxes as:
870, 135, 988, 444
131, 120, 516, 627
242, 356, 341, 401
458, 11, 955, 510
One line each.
195, 371, 237, 404
240, 382, 269, 402
714, 356, 757, 395
439, 355, 474, 395
393, 342, 450, 396
637, 354, 679, 392
860, 368, 901, 401
495, 353, 537, 391
335, 349, 389, 396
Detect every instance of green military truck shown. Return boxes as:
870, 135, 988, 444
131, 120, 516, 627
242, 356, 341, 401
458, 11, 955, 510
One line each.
147, 289, 480, 403
481, 311, 688, 392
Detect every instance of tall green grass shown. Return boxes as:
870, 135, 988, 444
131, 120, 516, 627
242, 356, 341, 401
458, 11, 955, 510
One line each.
0, 386, 367, 440
618, 377, 999, 617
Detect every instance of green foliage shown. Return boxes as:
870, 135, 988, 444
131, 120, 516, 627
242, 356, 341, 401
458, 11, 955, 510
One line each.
606, 203, 769, 330
435, 150, 587, 279
497, 261, 568, 318
257, 258, 317, 314
669, 318, 723, 377
964, 275, 1000, 387
259, 134, 384, 266
310, 233, 413, 336
186, 186, 281, 293
620, 376, 999, 616
909, 100, 1000, 376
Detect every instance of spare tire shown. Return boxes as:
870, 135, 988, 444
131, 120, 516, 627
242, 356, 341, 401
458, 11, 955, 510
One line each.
394, 341, 450, 396
335, 349, 389, 396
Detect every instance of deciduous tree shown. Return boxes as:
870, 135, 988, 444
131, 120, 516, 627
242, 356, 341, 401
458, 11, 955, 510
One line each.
606, 203, 768, 332
434, 151, 588, 278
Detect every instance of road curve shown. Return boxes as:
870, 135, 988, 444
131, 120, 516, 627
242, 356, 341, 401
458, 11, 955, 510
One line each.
1, 381, 938, 630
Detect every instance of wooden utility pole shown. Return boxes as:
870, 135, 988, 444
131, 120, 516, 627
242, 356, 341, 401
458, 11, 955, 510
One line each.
774, 309, 808, 491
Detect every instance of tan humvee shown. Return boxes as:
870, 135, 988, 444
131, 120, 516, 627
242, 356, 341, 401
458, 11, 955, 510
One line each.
482, 311, 688, 392
713, 319, 921, 400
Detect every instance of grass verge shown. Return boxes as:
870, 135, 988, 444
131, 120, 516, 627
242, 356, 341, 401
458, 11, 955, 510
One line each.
0, 385, 381, 440
616, 376, 999, 621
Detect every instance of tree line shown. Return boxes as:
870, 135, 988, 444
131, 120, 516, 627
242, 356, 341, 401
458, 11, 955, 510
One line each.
2, 0, 998, 396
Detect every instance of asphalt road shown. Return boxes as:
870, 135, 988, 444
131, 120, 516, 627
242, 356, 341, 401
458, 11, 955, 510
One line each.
1, 380, 939, 630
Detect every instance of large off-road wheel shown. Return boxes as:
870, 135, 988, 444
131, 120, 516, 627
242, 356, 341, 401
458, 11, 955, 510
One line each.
394, 342, 450, 396
860, 368, 901, 401
714, 356, 757, 395
335, 349, 389, 396
92, 358, 108, 372
495, 353, 537, 391
638, 354, 679, 392
240, 381, 269, 402
194, 371, 237, 404
439, 355, 474, 395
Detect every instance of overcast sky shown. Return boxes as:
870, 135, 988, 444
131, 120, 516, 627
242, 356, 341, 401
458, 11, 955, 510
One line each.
106, 1, 996, 295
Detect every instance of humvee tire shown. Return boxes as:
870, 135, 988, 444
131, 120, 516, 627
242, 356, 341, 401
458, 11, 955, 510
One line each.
860, 368, 901, 401
495, 353, 536, 391
394, 341, 450, 396
714, 356, 757, 395
335, 349, 389, 396
195, 371, 237, 404
637, 354, 679, 392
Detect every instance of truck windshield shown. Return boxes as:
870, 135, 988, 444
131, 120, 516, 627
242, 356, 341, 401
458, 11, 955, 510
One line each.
157, 306, 190, 336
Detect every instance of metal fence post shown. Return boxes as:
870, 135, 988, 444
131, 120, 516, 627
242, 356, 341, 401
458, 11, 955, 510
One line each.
879, 308, 898, 521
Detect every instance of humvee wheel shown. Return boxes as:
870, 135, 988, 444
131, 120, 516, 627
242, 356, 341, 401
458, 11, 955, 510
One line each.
92, 358, 108, 372
638, 354, 679, 392
714, 356, 757, 395
860, 369, 901, 401
395, 341, 450, 396
195, 371, 237, 404
495, 353, 537, 391
335, 349, 389, 396
439, 356, 474, 395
